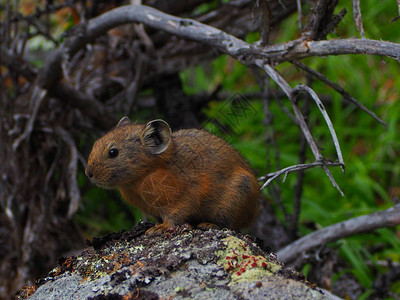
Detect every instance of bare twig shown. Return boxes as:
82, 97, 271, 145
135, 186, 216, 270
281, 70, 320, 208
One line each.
258, 161, 343, 190
391, 0, 400, 22
292, 84, 344, 171
256, 61, 344, 195
277, 204, 400, 263
292, 61, 387, 127
126, 55, 146, 116
296, 0, 302, 30
55, 127, 80, 218
305, 0, 339, 40
255, 38, 400, 62
261, 64, 321, 159
12, 86, 47, 150
259, 0, 271, 45
352, 0, 365, 38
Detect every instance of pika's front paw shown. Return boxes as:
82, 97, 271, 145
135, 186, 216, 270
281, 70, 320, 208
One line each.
145, 222, 174, 235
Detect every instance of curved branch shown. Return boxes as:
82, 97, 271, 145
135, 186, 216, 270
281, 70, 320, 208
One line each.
38, 4, 250, 89
257, 62, 344, 195
277, 204, 400, 264
55, 127, 80, 218
38, 5, 400, 90
292, 60, 387, 126
12, 86, 47, 150
292, 84, 344, 171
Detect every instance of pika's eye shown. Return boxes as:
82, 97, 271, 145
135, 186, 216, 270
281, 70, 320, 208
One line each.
108, 148, 119, 158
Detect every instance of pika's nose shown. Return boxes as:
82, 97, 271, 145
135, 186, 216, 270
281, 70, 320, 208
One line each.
85, 165, 93, 178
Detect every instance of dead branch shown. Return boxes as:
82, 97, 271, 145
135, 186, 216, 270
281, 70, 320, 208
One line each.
12, 86, 47, 150
305, 0, 339, 40
37, 4, 400, 93
292, 84, 344, 171
277, 38, 400, 62
277, 204, 400, 264
258, 0, 271, 45
256, 62, 344, 195
292, 61, 387, 126
55, 127, 80, 218
258, 161, 343, 189
352, 0, 365, 38
392, 0, 400, 22
296, 0, 302, 30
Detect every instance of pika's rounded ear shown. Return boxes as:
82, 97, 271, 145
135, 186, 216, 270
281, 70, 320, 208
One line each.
116, 116, 131, 128
143, 119, 172, 154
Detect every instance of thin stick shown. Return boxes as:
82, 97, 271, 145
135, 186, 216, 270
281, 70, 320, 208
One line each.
292, 85, 345, 171
277, 204, 400, 263
352, 0, 365, 38
257, 62, 344, 195
292, 61, 386, 127
12, 86, 46, 150
259, 161, 343, 190
260, 63, 323, 160
55, 127, 80, 218
391, 0, 400, 22
296, 0, 302, 30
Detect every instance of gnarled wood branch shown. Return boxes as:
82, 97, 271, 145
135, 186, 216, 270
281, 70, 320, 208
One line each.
277, 204, 400, 264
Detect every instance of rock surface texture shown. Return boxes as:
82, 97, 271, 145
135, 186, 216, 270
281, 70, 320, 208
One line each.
17, 222, 330, 299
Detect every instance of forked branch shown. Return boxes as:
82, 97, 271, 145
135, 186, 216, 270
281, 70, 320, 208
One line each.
256, 61, 344, 195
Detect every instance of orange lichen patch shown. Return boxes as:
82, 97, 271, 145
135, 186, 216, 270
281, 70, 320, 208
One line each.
136, 260, 144, 268
79, 276, 88, 285
51, 257, 76, 277
18, 285, 37, 298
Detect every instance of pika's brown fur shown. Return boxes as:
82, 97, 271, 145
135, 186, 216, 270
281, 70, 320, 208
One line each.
85, 117, 259, 234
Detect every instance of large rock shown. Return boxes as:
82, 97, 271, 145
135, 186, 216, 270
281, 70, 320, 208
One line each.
17, 222, 331, 299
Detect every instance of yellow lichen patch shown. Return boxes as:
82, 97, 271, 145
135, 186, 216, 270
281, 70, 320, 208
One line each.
217, 235, 282, 284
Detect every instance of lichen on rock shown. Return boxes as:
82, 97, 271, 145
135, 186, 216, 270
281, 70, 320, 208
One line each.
17, 221, 330, 300
218, 235, 283, 283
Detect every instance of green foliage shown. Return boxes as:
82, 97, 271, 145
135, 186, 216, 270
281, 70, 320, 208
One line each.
339, 239, 373, 288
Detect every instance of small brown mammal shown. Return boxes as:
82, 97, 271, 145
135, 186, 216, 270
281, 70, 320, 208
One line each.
85, 117, 259, 234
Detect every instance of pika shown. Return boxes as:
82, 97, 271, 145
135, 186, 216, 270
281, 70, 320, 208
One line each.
85, 117, 259, 234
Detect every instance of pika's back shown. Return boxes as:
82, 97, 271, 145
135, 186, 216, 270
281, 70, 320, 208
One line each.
170, 129, 253, 175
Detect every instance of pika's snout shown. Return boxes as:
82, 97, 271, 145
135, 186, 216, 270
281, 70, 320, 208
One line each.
85, 164, 94, 179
